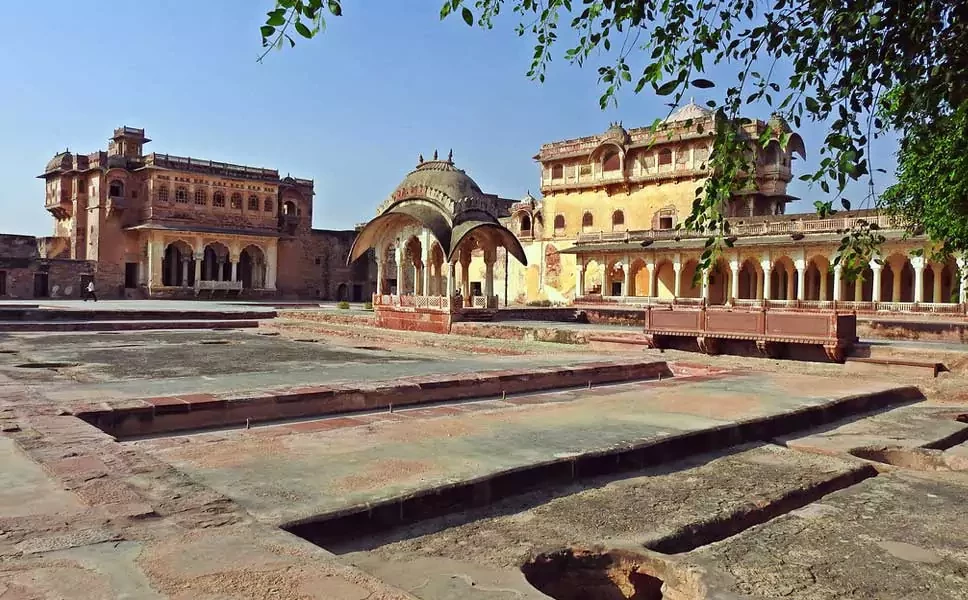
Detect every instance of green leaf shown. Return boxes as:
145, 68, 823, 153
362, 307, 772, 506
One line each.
805, 97, 820, 112
656, 80, 678, 96
294, 20, 313, 38
261, 25, 275, 39
462, 6, 473, 25
267, 12, 287, 26
328, 0, 342, 16
691, 78, 715, 89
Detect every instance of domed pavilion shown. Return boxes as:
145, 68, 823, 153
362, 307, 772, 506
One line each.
348, 152, 527, 332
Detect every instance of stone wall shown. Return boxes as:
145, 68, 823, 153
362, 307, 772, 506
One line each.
375, 306, 452, 334
0, 234, 97, 299
277, 229, 376, 301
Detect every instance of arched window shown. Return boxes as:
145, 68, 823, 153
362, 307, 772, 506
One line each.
108, 180, 123, 197
658, 148, 672, 167
264, 198, 274, 212
175, 187, 189, 203
194, 189, 206, 205
582, 212, 594, 230
554, 214, 565, 230
283, 200, 297, 215
612, 210, 625, 229
603, 151, 620, 172
551, 164, 563, 179
157, 185, 169, 202
248, 195, 259, 211
212, 191, 225, 207
519, 214, 532, 234
230, 193, 242, 209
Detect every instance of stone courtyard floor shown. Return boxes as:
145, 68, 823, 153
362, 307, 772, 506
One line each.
1, 303, 967, 599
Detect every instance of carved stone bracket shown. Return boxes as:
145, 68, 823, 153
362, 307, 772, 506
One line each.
755, 340, 783, 359
824, 343, 846, 363
697, 336, 720, 355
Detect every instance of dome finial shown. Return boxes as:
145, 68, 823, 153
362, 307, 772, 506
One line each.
447, 148, 453, 163
419, 153, 424, 164
433, 149, 438, 160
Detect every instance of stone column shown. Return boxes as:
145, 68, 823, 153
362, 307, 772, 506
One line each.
647, 261, 656, 297
461, 260, 471, 301
755, 269, 764, 300
484, 256, 495, 305
395, 246, 404, 295
265, 244, 277, 290
892, 261, 903, 302
446, 262, 455, 299
623, 255, 632, 297
760, 259, 772, 300
701, 268, 710, 302
147, 240, 163, 289
193, 252, 203, 287
786, 269, 795, 300
958, 256, 967, 304
422, 255, 431, 297
854, 276, 864, 301
819, 269, 828, 300
672, 262, 682, 298
912, 256, 925, 303
230, 259, 238, 283
215, 260, 224, 282
730, 259, 740, 302
932, 265, 943, 303
600, 258, 608, 295
832, 264, 842, 301
181, 258, 190, 287
795, 259, 806, 301
413, 264, 420, 295
577, 261, 586, 297
870, 261, 883, 302
375, 259, 384, 295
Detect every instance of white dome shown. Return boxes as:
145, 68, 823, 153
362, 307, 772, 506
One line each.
665, 100, 713, 123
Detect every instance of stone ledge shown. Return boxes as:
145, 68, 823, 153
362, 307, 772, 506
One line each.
75, 359, 674, 438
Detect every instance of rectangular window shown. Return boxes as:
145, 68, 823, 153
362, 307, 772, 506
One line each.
0, 270, 6, 296
551, 164, 563, 179
659, 216, 674, 230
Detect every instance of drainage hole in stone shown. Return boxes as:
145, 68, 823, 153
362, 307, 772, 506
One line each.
0, 350, 18, 354
522, 549, 666, 600
294, 338, 320, 343
15, 362, 78, 369
258, 332, 280, 337
198, 340, 232, 345
849, 446, 949, 471
355, 346, 387, 352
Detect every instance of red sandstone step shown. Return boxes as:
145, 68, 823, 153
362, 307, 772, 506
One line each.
0, 319, 261, 333
587, 334, 653, 345
845, 356, 945, 378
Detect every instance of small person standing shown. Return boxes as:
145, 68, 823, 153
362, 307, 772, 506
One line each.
83, 279, 97, 302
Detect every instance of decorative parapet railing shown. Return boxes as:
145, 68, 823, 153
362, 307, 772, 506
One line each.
470, 295, 500, 309
372, 294, 455, 311
144, 153, 280, 181
196, 280, 242, 292
576, 295, 967, 316
575, 214, 904, 245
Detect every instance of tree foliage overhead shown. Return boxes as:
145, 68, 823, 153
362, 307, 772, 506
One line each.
262, 0, 968, 276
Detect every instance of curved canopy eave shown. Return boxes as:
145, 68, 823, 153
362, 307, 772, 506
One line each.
347, 202, 452, 265
448, 221, 529, 266
788, 133, 807, 159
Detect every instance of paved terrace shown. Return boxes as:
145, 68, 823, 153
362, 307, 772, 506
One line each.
0, 322, 965, 599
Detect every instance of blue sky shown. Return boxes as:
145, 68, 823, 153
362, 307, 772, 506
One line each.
0, 1, 898, 236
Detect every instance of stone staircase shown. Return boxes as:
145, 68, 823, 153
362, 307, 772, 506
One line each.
0, 306, 276, 332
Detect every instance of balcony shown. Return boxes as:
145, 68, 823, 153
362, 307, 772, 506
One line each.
279, 213, 301, 234
575, 213, 903, 244
44, 194, 72, 219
